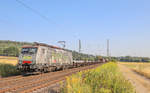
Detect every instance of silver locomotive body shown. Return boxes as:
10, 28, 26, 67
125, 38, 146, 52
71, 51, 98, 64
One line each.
17, 43, 73, 73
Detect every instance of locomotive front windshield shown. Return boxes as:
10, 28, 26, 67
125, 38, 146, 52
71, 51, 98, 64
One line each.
21, 48, 37, 54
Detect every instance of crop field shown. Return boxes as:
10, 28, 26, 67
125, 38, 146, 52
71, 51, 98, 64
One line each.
61, 62, 135, 93
120, 62, 150, 79
0, 56, 18, 65
0, 56, 19, 77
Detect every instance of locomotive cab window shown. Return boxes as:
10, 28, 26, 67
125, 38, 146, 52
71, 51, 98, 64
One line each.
21, 47, 38, 54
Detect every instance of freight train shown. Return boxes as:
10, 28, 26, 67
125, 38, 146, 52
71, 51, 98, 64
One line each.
17, 42, 104, 74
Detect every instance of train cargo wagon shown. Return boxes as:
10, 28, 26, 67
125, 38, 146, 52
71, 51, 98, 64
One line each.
17, 43, 73, 73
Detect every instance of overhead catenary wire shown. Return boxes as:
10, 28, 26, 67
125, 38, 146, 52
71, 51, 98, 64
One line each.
15, 0, 74, 48
15, 0, 57, 25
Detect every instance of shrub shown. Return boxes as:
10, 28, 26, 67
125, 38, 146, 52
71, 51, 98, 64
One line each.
0, 63, 20, 77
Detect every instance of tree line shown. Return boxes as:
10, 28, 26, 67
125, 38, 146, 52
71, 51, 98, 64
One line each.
0, 46, 19, 57
110, 56, 150, 62
72, 51, 102, 61
118, 56, 150, 62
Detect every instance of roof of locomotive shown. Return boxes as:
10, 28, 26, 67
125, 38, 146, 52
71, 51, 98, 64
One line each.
22, 42, 68, 51
22, 45, 38, 48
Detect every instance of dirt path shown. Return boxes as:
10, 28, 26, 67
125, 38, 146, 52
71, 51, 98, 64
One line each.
118, 64, 150, 93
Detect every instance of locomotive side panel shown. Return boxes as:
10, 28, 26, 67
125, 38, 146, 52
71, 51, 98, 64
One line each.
35, 46, 73, 70
36, 46, 48, 64
50, 48, 61, 66
50, 48, 73, 68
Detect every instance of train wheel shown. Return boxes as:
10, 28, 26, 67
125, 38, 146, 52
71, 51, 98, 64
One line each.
44, 68, 48, 73
63, 66, 68, 70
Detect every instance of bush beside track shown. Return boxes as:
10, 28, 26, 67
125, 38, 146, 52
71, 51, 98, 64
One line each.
61, 62, 135, 93
0, 63, 20, 77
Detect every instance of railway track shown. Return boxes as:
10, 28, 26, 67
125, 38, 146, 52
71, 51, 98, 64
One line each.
0, 63, 103, 93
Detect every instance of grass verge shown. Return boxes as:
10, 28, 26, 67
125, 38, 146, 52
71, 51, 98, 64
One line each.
61, 62, 135, 93
0, 63, 20, 77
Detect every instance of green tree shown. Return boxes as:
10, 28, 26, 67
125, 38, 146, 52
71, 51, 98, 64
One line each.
0, 48, 3, 55
3, 46, 19, 57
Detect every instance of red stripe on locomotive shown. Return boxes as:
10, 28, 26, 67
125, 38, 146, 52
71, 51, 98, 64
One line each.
23, 61, 32, 64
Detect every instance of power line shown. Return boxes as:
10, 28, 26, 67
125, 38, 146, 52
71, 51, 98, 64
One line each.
15, 0, 57, 24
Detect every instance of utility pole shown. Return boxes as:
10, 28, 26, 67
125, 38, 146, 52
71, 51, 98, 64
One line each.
107, 39, 111, 60
107, 39, 109, 57
79, 39, 81, 53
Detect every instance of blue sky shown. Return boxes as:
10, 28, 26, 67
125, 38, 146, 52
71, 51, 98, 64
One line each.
0, 0, 150, 57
